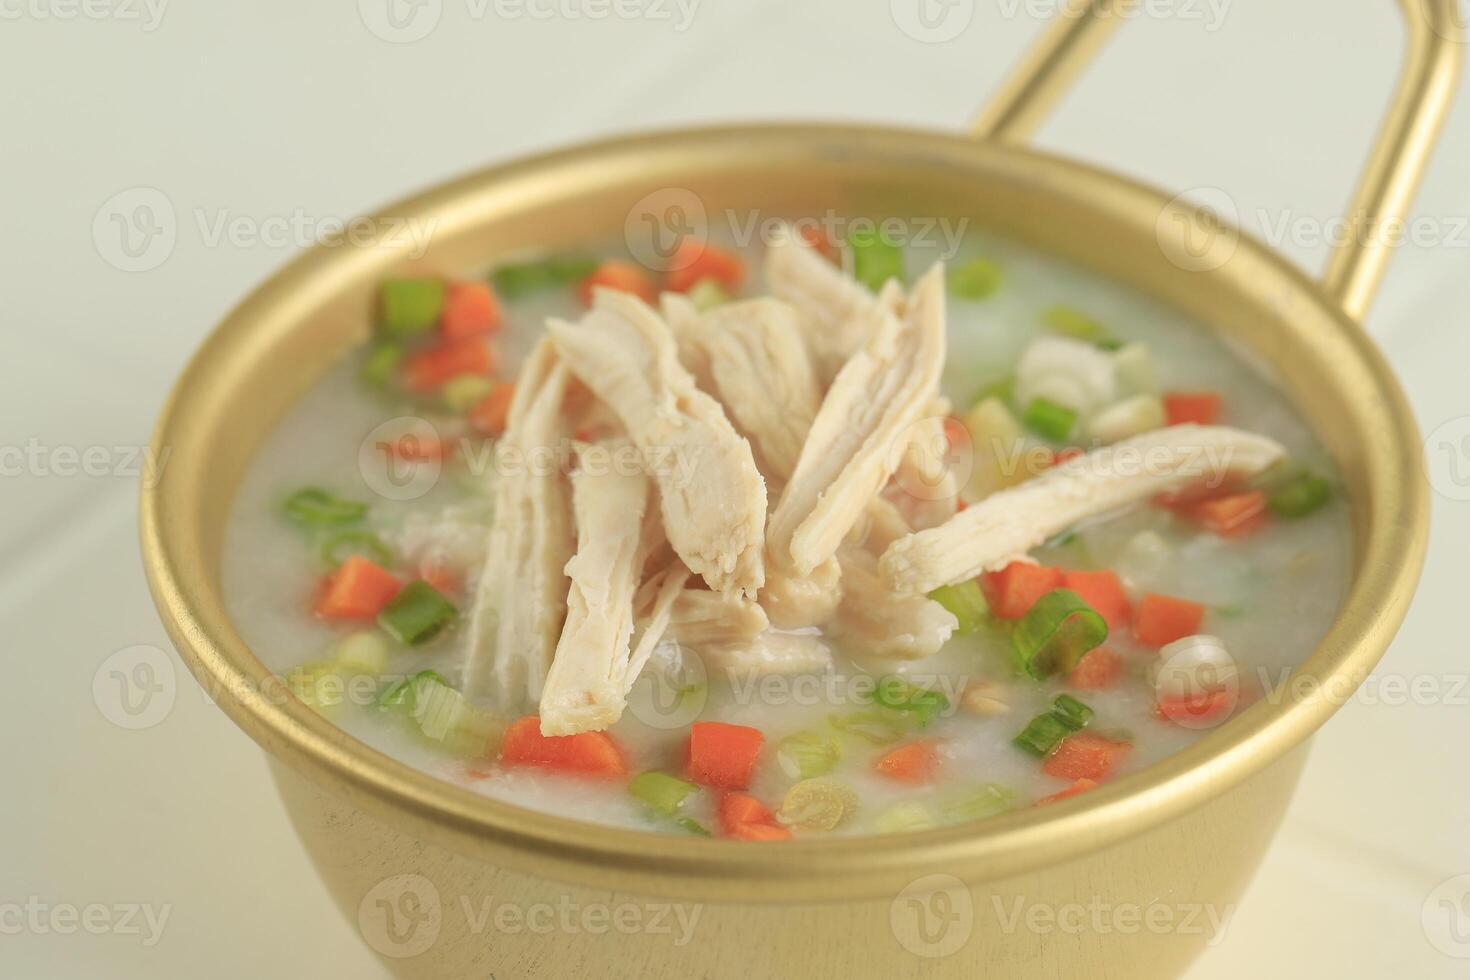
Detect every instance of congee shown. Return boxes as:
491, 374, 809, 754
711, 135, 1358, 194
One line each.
223, 221, 1349, 839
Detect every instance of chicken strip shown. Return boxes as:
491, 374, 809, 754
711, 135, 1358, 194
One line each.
547, 289, 768, 598
767, 263, 948, 577
834, 545, 958, 661
765, 224, 904, 379
668, 296, 822, 482
463, 340, 575, 711
538, 442, 652, 735
666, 588, 770, 647
700, 630, 835, 679
881, 425, 1287, 593
760, 559, 843, 630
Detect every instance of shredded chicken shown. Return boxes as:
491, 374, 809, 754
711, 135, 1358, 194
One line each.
699, 630, 835, 678
666, 588, 770, 646
537, 442, 652, 735
881, 425, 1287, 594
767, 263, 948, 577
834, 545, 957, 660
765, 224, 904, 379
887, 396, 961, 531
666, 296, 822, 482
760, 558, 843, 630
547, 289, 768, 598
463, 339, 575, 711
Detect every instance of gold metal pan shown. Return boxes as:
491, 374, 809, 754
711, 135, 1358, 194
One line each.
139, 2, 1458, 976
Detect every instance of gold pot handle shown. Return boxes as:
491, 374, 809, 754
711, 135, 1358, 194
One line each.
971, 0, 1463, 320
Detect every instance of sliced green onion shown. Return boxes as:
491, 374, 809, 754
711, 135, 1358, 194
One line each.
949, 257, 1003, 300
1042, 305, 1109, 344
331, 631, 390, 675
492, 255, 598, 299
861, 676, 949, 728
1096, 338, 1126, 352
847, 226, 904, 291
776, 730, 843, 780
872, 801, 934, 834
360, 343, 402, 389
675, 817, 711, 836
929, 580, 989, 634
320, 530, 395, 569
283, 487, 368, 527
828, 710, 908, 745
379, 279, 445, 338
378, 581, 457, 646
442, 375, 496, 413
1023, 397, 1078, 442
629, 771, 698, 815
411, 676, 504, 757
939, 784, 1015, 825
1011, 588, 1108, 680
377, 669, 447, 710
1269, 472, 1332, 518
1013, 711, 1072, 757
1051, 694, 1095, 731
686, 277, 731, 311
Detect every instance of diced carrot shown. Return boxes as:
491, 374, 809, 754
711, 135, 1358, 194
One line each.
1134, 593, 1206, 647
798, 224, 840, 261
728, 822, 794, 842
719, 792, 774, 828
665, 239, 747, 294
1042, 732, 1131, 781
1036, 778, 1099, 806
1163, 390, 1223, 427
981, 561, 1065, 619
1153, 475, 1248, 510
438, 281, 502, 340
718, 793, 791, 840
315, 556, 402, 620
1068, 647, 1124, 690
685, 721, 765, 790
874, 740, 940, 784
500, 716, 628, 777
400, 337, 495, 391
1061, 569, 1132, 630
1185, 490, 1268, 538
1156, 688, 1235, 726
578, 260, 658, 307
467, 383, 516, 437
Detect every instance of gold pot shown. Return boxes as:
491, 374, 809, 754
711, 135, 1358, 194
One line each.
140, 3, 1458, 976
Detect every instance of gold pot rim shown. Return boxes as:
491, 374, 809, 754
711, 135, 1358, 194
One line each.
140, 121, 1429, 904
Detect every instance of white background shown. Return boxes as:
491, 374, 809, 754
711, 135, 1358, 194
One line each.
2, 0, 1468, 976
